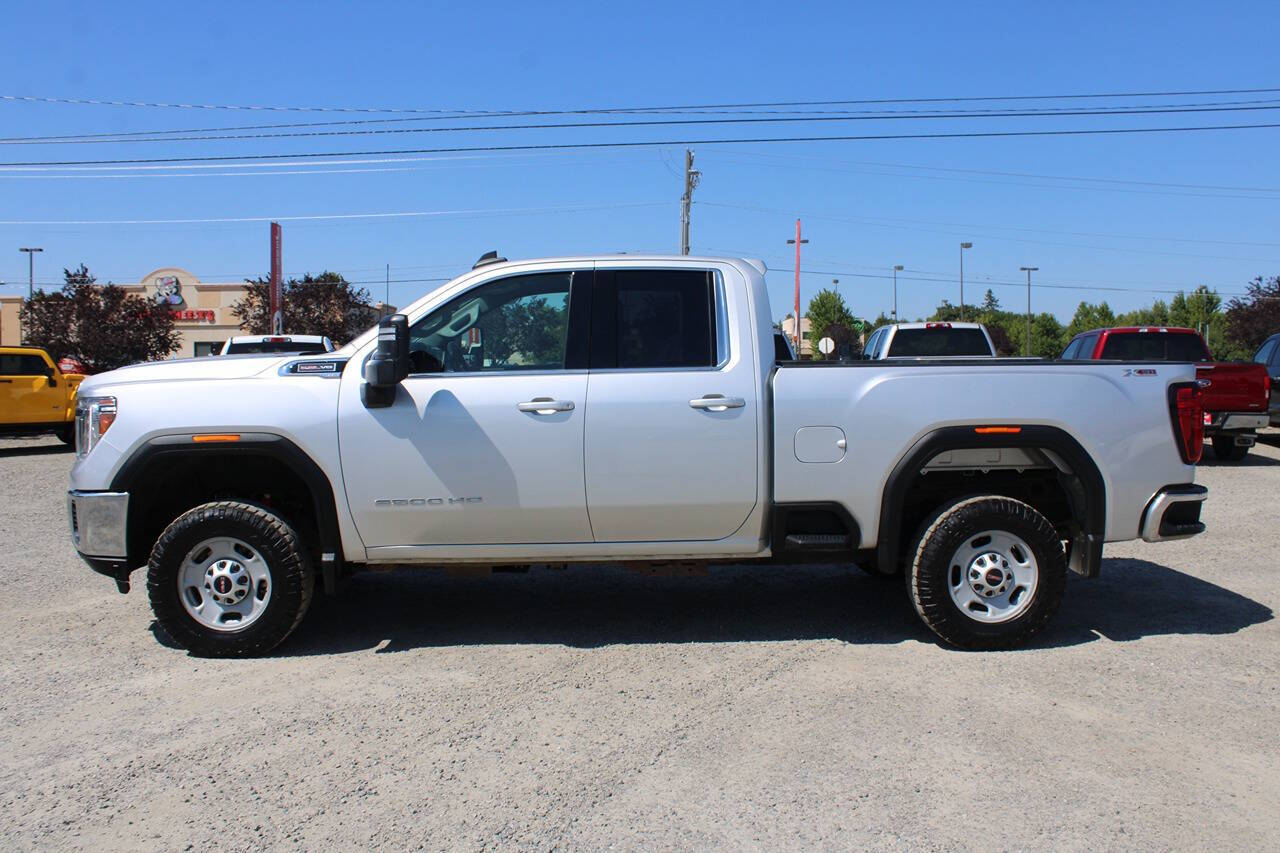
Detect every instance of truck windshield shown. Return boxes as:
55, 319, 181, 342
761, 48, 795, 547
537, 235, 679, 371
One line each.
224, 341, 330, 355
888, 328, 991, 357
1099, 333, 1210, 362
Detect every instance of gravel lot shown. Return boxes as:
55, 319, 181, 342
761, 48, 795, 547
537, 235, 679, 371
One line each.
1, 434, 1276, 849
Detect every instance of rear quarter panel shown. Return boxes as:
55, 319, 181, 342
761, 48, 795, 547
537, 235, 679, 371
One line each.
772, 362, 1197, 544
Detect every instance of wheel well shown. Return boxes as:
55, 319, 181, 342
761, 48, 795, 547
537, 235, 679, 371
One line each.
120, 448, 330, 568
896, 468, 1076, 562
877, 427, 1106, 578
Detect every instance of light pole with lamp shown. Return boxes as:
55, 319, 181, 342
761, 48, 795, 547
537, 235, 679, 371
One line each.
19, 247, 43, 300
786, 220, 808, 353
958, 242, 972, 320
892, 264, 903, 320
1020, 266, 1038, 356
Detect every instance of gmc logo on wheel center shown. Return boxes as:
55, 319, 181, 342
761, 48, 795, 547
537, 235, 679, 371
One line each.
373, 497, 483, 507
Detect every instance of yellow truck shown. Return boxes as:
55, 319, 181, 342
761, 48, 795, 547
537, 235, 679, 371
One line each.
0, 346, 84, 444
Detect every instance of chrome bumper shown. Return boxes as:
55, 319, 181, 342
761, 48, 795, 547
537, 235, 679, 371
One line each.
1140, 485, 1208, 543
68, 490, 129, 558
1206, 412, 1268, 432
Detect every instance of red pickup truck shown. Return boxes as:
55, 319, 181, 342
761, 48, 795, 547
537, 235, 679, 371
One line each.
1062, 326, 1270, 461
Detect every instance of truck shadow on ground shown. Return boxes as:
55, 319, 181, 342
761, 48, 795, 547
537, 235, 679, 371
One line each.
263, 557, 1272, 656
0, 441, 72, 459
1197, 449, 1280, 467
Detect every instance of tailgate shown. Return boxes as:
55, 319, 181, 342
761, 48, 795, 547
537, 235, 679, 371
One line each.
1196, 362, 1268, 412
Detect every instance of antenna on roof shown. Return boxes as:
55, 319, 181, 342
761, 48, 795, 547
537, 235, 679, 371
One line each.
472, 250, 506, 270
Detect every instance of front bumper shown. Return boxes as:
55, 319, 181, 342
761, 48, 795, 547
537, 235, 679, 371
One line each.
1204, 412, 1268, 436
1140, 484, 1208, 543
68, 490, 133, 591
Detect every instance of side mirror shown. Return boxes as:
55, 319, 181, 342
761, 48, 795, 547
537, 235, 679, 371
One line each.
45, 368, 57, 387
361, 313, 409, 408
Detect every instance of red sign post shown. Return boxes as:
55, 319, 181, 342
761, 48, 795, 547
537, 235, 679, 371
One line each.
269, 221, 283, 334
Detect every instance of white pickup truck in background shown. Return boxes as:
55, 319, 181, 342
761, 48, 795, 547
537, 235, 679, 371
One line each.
67, 254, 1208, 656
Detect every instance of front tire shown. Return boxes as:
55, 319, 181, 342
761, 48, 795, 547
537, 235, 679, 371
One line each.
147, 502, 314, 657
1211, 436, 1249, 461
906, 496, 1066, 650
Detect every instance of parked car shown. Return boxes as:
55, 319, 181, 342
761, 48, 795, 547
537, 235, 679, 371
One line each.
68, 255, 1206, 656
219, 335, 334, 356
1061, 326, 1269, 461
863, 322, 997, 359
0, 346, 85, 444
1252, 332, 1280, 426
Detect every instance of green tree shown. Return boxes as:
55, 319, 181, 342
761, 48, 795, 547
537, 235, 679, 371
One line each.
980, 289, 1000, 313
1066, 301, 1117, 338
1007, 312, 1067, 358
20, 265, 180, 371
805, 288, 856, 360
1224, 275, 1280, 358
233, 272, 380, 345
1115, 299, 1170, 327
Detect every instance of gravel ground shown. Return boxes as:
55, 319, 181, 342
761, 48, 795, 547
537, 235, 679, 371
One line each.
0, 434, 1276, 850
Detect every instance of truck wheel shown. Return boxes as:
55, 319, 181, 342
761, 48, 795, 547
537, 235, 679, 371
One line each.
146, 501, 314, 657
1211, 436, 1249, 461
55, 425, 74, 445
906, 496, 1066, 650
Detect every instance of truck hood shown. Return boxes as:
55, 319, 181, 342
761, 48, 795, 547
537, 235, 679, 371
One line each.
78, 355, 287, 394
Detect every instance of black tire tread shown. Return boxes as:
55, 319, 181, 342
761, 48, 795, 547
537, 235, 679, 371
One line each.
906, 495, 1066, 650
1211, 436, 1249, 461
147, 501, 314, 657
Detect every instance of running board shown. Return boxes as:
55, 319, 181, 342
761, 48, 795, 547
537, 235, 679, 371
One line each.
784, 533, 852, 551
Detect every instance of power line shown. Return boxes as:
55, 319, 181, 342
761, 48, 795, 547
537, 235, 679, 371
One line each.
0, 200, 669, 226
3, 121, 1279, 168
6, 102, 1280, 146
7, 97, 1280, 145
6, 85, 1280, 113
708, 149, 1280, 193
700, 201, 1280, 262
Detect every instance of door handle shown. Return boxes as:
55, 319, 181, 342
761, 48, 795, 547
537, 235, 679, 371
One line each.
689, 394, 745, 411
517, 397, 575, 414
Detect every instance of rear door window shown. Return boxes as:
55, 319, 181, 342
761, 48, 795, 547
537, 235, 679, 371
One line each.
1253, 338, 1277, 365
1061, 338, 1084, 360
594, 270, 720, 369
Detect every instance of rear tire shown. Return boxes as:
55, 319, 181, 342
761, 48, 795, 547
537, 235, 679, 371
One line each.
147, 501, 314, 657
906, 495, 1066, 650
1211, 436, 1249, 461
55, 425, 74, 445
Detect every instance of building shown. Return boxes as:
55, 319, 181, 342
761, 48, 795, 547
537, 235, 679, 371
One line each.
0, 267, 397, 359
779, 315, 814, 358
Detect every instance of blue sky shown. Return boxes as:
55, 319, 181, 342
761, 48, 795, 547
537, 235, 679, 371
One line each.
2, 0, 1278, 325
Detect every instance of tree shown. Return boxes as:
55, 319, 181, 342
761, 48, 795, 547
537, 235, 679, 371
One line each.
804, 288, 856, 360
1007, 312, 1066, 358
1066, 301, 1117, 339
19, 265, 180, 371
232, 272, 380, 345
980, 289, 1001, 313
868, 312, 895, 331
1115, 299, 1170, 327
1224, 276, 1280, 358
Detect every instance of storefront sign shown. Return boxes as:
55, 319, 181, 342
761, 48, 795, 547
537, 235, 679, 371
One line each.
171, 309, 216, 323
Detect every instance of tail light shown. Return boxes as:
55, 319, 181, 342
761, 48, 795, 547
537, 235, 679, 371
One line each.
1168, 381, 1205, 464
926, 322, 952, 329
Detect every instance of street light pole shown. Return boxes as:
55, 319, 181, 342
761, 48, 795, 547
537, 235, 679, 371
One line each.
1020, 266, 1039, 356
959, 242, 972, 321
19, 247, 42, 300
892, 265, 903, 320
786, 219, 808, 353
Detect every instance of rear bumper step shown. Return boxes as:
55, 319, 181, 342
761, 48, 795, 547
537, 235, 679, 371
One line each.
1140, 484, 1208, 543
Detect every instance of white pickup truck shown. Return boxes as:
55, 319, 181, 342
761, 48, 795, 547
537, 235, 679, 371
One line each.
68, 254, 1209, 656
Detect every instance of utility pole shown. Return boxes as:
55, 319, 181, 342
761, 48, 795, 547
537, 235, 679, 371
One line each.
892, 264, 903, 320
19, 247, 42, 300
679, 149, 700, 255
1020, 266, 1038, 356
959, 242, 972, 321
787, 219, 808, 353
385, 263, 390, 316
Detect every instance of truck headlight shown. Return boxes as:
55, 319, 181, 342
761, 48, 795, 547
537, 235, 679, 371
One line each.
76, 396, 117, 457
